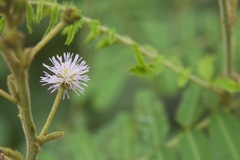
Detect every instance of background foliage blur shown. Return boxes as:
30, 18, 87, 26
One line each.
1, 0, 240, 159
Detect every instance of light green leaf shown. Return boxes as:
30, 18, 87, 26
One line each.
176, 84, 202, 127
108, 27, 116, 44
177, 68, 192, 87
210, 112, 240, 160
44, 4, 60, 36
36, 1, 43, 23
85, 20, 101, 43
197, 55, 215, 80
213, 77, 240, 93
26, 3, 35, 33
130, 45, 162, 76
95, 39, 110, 49
63, 20, 83, 45
180, 130, 214, 160
0, 18, 5, 35
148, 56, 165, 75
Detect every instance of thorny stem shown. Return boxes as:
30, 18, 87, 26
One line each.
39, 87, 64, 138
218, 0, 238, 77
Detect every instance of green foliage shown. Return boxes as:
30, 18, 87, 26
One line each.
197, 55, 215, 80
214, 77, 240, 93
85, 20, 101, 43
108, 28, 116, 44
176, 84, 202, 127
210, 112, 240, 160
180, 130, 214, 160
44, 4, 60, 36
177, 67, 192, 87
26, 3, 35, 33
1, 0, 240, 160
134, 89, 169, 158
62, 19, 84, 45
36, 0, 43, 23
95, 28, 116, 48
130, 45, 164, 76
0, 17, 5, 35
115, 113, 135, 160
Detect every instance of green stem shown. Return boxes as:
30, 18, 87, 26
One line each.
0, 88, 17, 104
16, 70, 39, 160
218, 0, 236, 77
30, 21, 65, 60
0, 31, 39, 160
39, 87, 64, 138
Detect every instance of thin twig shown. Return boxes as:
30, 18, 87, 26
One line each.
0, 88, 17, 104
30, 21, 65, 60
83, 16, 224, 96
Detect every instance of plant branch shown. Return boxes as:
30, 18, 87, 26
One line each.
82, 16, 224, 96
218, 0, 238, 77
0, 88, 17, 104
30, 21, 65, 60
38, 87, 64, 138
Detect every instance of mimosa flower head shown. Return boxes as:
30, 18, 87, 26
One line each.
40, 52, 90, 99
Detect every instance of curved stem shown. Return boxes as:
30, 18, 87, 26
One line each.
39, 87, 64, 138
30, 21, 65, 60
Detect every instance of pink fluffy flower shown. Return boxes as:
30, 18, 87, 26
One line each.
40, 52, 90, 99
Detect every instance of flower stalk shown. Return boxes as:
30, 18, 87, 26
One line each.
38, 87, 64, 138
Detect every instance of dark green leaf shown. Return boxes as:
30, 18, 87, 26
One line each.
210, 112, 240, 160
115, 113, 135, 160
180, 130, 214, 160
135, 90, 169, 147
176, 84, 202, 127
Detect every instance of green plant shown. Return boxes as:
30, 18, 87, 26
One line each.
0, 0, 240, 160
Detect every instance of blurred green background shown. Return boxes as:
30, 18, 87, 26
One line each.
1, 0, 239, 159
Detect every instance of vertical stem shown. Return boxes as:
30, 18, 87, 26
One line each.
218, 0, 237, 77
16, 70, 39, 160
